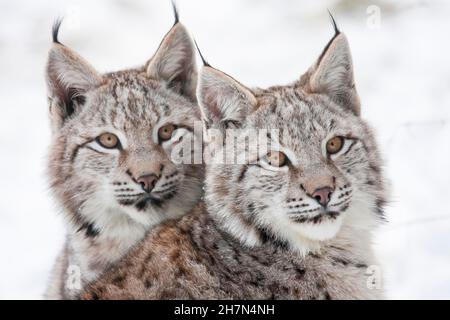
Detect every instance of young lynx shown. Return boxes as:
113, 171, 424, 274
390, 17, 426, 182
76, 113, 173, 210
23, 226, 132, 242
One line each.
44, 15, 204, 299
82, 21, 387, 299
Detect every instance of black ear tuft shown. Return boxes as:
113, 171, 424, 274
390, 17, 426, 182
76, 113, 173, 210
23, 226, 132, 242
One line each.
171, 0, 180, 25
194, 39, 211, 67
52, 18, 63, 44
299, 16, 360, 115
318, 11, 341, 63
198, 67, 257, 129
327, 10, 340, 36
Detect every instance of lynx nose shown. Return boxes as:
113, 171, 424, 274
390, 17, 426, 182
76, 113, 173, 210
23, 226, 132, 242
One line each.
137, 174, 159, 193
311, 187, 333, 207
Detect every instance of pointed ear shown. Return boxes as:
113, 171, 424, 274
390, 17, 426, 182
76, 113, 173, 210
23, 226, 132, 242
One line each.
146, 23, 197, 102
197, 66, 257, 130
46, 43, 103, 130
300, 33, 360, 115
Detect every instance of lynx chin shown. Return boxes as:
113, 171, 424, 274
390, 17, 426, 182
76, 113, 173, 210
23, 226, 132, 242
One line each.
44, 15, 204, 299
82, 18, 388, 300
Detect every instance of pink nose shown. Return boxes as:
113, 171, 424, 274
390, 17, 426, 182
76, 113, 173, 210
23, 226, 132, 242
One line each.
311, 187, 333, 207
137, 174, 159, 193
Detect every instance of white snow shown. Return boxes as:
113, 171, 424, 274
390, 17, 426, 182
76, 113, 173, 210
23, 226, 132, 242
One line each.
0, 0, 449, 299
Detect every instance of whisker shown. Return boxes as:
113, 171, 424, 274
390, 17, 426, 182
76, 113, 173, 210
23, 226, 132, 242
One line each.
287, 207, 321, 215
287, 203, 310, 209
153, 185, 178, 194
116, 193, 145, 198
329, 198, 351, 208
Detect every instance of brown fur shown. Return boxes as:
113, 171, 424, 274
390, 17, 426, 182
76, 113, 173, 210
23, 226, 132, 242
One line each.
82, 27, 387, 300
44, 18, 204, 299
82, 203, 377, 300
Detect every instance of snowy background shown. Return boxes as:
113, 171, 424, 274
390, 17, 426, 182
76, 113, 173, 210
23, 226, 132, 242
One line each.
0, 0, 449, 299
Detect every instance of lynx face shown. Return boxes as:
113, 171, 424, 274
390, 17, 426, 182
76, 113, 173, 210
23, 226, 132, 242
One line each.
225, 91, 381, 244
47, 22, 203, 232
199, 29, 386, 253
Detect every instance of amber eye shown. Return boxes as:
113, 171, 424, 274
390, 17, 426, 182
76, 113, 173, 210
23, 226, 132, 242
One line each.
266, 151, 287, 167
326, 136, 344, 155
158, 124, 176, 142
97, 133, 120, 149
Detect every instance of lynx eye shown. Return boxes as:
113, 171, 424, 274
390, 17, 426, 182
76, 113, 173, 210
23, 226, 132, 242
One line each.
326, 136, 344, 155
266, 151, 287, 167
96, 133, 120, 149
158, 124, 176, 142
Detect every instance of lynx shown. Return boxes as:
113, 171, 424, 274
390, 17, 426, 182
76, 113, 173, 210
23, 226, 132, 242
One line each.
44, 14, 204, 299
82, 20, 387, 300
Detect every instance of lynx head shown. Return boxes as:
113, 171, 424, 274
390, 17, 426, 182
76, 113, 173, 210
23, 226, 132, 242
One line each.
46, 20, 203, 235
198, 25, 387, 254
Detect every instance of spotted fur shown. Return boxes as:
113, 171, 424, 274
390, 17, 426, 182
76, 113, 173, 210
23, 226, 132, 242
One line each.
44, 18, 204, 299
82, 25, 387, 300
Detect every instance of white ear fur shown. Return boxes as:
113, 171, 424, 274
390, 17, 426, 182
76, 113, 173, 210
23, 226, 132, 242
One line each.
47, 44, 102, 94
46, 43, 103, 129
146, 23, 197, 102
304, 33, 360, 115
197, 66, 257, 127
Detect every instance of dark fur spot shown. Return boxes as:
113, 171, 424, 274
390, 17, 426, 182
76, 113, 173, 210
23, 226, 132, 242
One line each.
309, 253, 321, 259
149, 197, 163, 207
170, 250, 181, 261
256, 226, 289, 250
88, 292, 99, 300
237, 165, 248, 182
112, 274, 125, 287
135, 200, 147, 210
375, 198, 387, 218
369, 164, 380, 174
175, 265, 188, 277
163, 192, 176, 201
295, 267, 306, 279
331, 257, 349, 266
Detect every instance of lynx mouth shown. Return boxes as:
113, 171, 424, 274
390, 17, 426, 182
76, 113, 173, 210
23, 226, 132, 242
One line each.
289, 201, 351, 224
134, 195, 161, 210
134, 189, 178, 211
117, 186, 178, 211
116, 193, 163, 210
290, 210, 341, 224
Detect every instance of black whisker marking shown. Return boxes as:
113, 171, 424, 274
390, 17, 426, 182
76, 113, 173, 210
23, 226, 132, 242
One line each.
329, 198, 351, 208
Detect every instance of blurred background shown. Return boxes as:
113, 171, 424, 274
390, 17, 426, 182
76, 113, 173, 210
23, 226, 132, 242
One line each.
0, 0, 449, 299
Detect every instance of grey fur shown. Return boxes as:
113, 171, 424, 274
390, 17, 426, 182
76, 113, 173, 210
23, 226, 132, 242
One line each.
82, 28, 387, 300
44, 21, 203, 299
